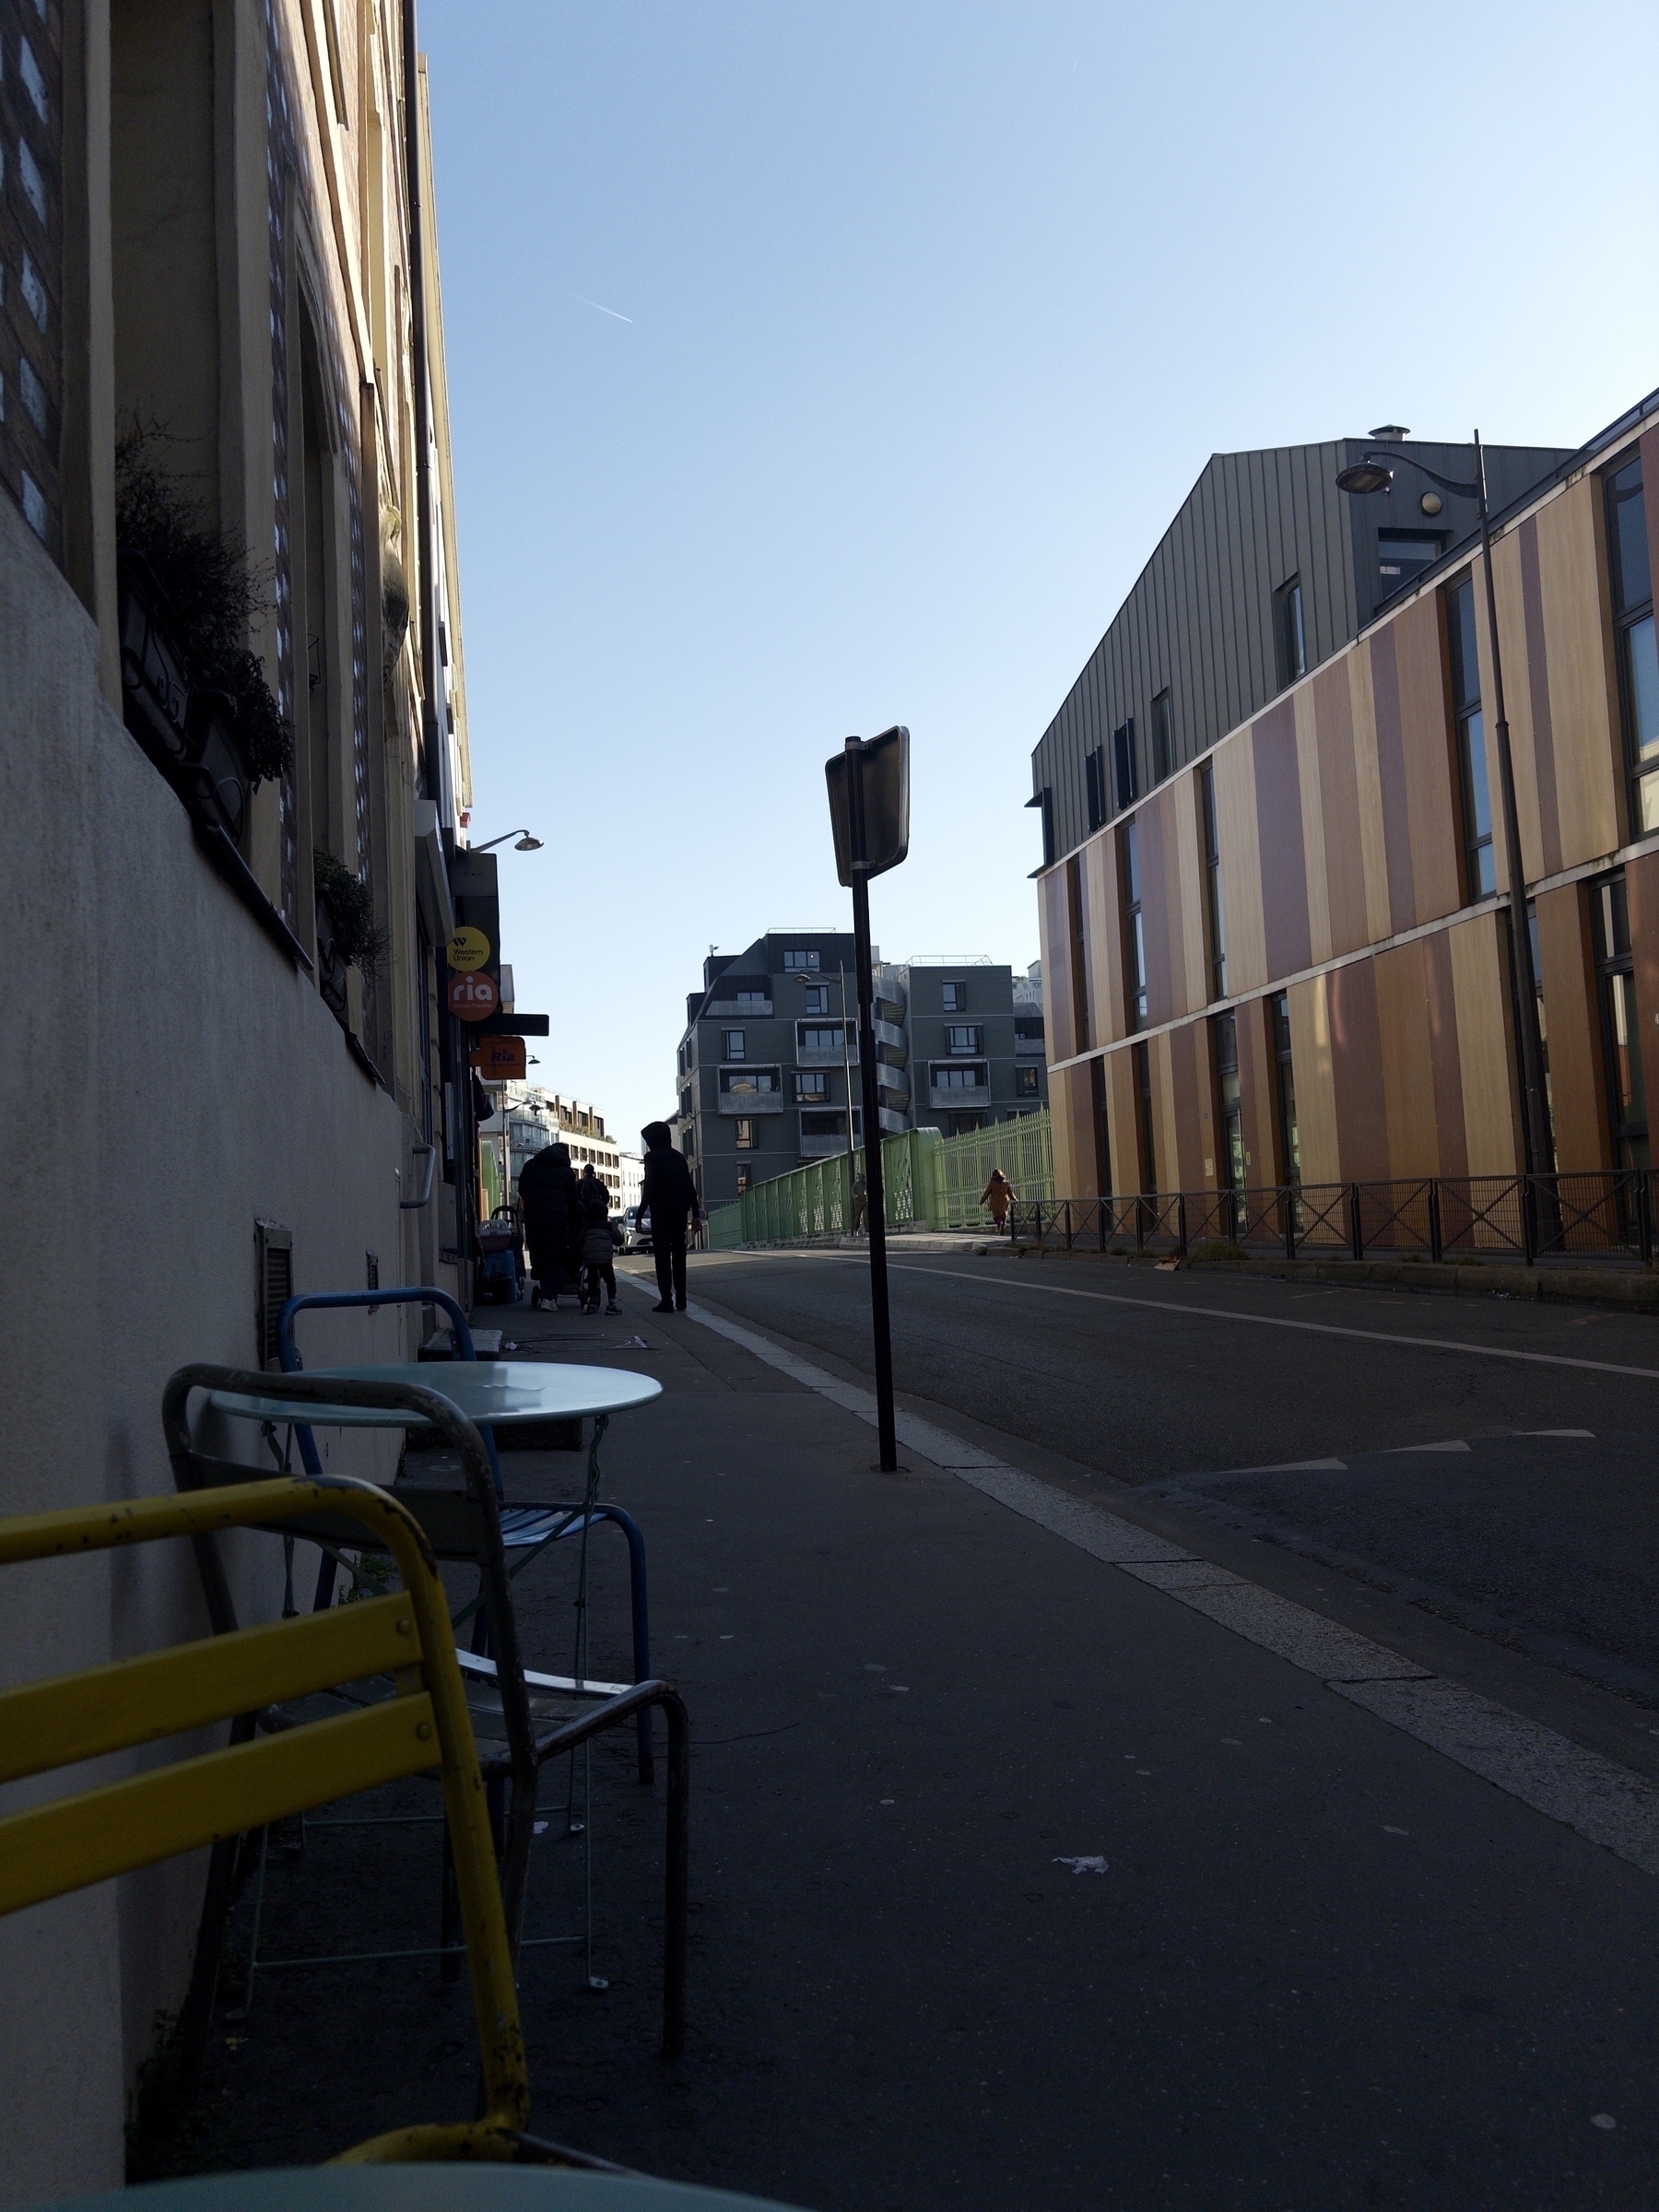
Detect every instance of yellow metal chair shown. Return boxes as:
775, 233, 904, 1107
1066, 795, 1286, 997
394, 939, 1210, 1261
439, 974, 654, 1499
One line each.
0, 1473, 577, 2165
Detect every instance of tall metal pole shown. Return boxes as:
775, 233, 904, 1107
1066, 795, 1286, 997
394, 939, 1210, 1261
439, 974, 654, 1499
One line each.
839, 962, 857, 1193
1473, 431, 1552, 1176
846, 739, 899, 1471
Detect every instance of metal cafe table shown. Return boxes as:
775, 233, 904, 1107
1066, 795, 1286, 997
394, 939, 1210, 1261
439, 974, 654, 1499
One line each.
195, 1359, 665, 2004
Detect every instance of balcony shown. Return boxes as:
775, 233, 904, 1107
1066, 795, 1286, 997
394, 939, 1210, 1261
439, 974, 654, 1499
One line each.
1016, 1033, 1046, 1056
796, 1038, 857, 1067
929, 1084, 990, 1111
874, 1018, 907, 1056
799, 1131, 852, 1159
705, 999, 771, 1018
718, 1067, 785, 1115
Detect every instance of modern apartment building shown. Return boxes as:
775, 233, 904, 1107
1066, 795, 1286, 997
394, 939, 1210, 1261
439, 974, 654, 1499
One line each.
1030, 430, 1572, 871
1033, 393, 1659, 1202
677, 932, 1047, 1207
479, 1084, 623, 1209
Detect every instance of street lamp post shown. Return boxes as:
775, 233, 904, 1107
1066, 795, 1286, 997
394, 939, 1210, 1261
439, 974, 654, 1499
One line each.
826, 727, 911, 1474
1335, 435, 1552, 1179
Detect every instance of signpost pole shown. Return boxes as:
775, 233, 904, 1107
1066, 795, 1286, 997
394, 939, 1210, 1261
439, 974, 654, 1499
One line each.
845, 738, 899, 1473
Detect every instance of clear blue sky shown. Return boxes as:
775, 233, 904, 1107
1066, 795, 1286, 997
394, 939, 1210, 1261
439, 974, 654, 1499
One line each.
421, 0, 1657, 1149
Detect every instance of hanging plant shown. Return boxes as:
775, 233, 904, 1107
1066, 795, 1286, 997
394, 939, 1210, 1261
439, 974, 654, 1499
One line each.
312, 848, 386, 972
114, 427, 294, 786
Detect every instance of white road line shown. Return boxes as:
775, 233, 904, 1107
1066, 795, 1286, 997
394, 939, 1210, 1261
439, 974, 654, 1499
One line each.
700, 1248, 1659, 1382
627, 1272, 1659, 1879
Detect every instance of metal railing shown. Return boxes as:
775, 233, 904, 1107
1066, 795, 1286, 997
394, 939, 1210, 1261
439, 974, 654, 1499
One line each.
705, 1108, 1058, 1248
1011, 1171, 1656, 1267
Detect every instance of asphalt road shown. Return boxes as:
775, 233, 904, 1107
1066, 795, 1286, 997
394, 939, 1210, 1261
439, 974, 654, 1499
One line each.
678, 1249, 1659, 1708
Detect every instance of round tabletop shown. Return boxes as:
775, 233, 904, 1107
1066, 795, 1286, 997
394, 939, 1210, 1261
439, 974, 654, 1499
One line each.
208, 1361, 662, 1429
43, 2167, 801, 2212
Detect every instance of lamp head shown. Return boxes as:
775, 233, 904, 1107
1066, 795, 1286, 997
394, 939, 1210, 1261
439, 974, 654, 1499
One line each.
513, 833, 543, 852
1335, 460, 1394, 496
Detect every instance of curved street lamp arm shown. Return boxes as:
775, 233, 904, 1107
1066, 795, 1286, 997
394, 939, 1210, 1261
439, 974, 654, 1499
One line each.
1359, 451, 1483, 500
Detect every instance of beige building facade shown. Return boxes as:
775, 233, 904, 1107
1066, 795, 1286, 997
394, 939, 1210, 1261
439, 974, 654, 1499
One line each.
0, 3, 481, 2195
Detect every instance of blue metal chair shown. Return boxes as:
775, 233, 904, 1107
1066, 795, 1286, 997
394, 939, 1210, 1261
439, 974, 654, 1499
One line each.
275, 1288, 655, 1783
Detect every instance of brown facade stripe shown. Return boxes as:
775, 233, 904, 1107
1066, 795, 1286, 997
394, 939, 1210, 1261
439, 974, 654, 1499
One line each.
1313, 661, 1368, 956
1251, 698, 1312, 980
1421, 929, 1468, 1178
1328, 959, 1388, 1182
1368, 629, 1417, 935
1518, 516, 1562, 878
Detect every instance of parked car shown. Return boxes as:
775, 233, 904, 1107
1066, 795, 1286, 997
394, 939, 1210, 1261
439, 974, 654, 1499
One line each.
615, 1205, 649, 1253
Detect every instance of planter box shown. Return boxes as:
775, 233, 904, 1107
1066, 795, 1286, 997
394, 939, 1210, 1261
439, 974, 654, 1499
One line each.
117, 552, 252, 846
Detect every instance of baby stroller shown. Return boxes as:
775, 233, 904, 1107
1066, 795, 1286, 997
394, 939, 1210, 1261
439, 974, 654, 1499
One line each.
476, 1203, 524, 1303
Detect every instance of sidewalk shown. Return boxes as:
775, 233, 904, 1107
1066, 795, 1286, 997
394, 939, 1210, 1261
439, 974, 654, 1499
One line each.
200, 1263, 1659, 2206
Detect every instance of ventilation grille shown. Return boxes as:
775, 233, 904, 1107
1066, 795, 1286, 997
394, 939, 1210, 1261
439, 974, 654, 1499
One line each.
255, 1220, 293, 1369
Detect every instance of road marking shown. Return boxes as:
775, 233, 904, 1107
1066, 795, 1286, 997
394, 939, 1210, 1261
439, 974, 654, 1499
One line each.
633, 1274, 1659, 1880
709, 1249, 1659, 1381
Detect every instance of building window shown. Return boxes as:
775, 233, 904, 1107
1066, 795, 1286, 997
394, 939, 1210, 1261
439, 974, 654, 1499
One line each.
945, 1024, 983, 1054
933, 1062, 987, 1090
1132, 1040, 1156, 1194
722, 1028, 747, 1061
794, 1071, 829, 1103
1120, 818, 1147, 1031
782, 948, 820, 972
1377, 532, 1443, 597
803, 982, 830, 1015
1272, 993, 1300, 1187
1213, 1010, 1244, 1195
1446, 572, 1495, 898
735, 988, 768, 1008
1112, 719, 1137, 812
719, 1066, 779, 1096
1066, 853, 1090, 1053
941, 980, 967, 1013
736, 1168, 752, 1194
1199, 760, 1227, 999
1151, 691, 1172, 784
1086, 744, 1108, 832
800, 1110, 847, 1137
1089, 1053, 1110, 1195
1606, 457, 1659, 835
1275, 576, 1307, 688
1017, 1065, 1040, 1098
797, 1024, 845, 1054
734, 1117, 756, 1149
1038, 786, 1055, 867
1593, 874, 1649, 1169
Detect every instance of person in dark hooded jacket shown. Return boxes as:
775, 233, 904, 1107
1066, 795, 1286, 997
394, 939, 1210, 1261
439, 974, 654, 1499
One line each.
640, 1121, 700, 1312
517, 1139, 579, 1309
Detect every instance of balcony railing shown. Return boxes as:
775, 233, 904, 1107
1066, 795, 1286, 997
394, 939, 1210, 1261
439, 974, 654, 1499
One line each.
929, 1083, 990, 1110
704, 998, 772, 1018
1015, 1034, 1046, 1056
1009, 1172, 1657, 1267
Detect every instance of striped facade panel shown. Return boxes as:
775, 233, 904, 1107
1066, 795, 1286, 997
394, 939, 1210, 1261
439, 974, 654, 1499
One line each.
1085, 833, 1124, 1051
1393, 594, 1463, 925
1250, 699, 1311, 979
1104, 1046, 1139, 1199
1048, 1059, 1091, 1203
1528, 482, 1621, 872
1037, 866, 1074, 1064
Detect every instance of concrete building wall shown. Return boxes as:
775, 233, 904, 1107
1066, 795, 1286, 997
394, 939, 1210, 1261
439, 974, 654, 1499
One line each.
0, 1, 477, 2194
1038, 394, 1659, 1200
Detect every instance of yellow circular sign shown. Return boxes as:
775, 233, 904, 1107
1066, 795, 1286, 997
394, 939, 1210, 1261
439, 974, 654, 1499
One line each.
447, 924, 491, 972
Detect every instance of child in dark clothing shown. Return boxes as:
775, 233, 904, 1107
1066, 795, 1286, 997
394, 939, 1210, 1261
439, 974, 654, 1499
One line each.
579, 1182, 620, 1313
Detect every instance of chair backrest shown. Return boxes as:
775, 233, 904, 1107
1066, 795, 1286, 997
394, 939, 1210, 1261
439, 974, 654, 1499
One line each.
0, 1473, 529, 2142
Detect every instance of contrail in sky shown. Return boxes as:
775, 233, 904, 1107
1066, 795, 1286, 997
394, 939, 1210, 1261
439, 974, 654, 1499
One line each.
565, 288, 634, 324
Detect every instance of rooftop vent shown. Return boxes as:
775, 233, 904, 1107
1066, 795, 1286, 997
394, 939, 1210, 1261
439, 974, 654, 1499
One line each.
1369, 424, 1410, 441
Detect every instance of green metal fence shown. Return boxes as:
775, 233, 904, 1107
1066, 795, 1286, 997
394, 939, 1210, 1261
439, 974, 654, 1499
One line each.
933, 1110, 1053, 1228
705, 1109, 1053, 1247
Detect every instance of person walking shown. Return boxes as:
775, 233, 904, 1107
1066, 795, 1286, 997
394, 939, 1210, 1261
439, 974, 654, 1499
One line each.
849, 1169, 868, 1238
981, 1166, 1016, 1235
517, 1138, 579, 1308
578, 1176, 620, 1314
640, 1121, 700, 1312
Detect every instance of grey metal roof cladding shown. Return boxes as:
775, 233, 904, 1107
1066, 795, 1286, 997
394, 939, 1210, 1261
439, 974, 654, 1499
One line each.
1030, 430, 1574, 871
